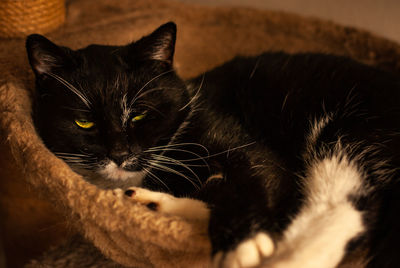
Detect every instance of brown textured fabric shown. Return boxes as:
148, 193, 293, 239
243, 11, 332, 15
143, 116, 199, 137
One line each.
0, 0, 66, 38
1, 0, 400, 267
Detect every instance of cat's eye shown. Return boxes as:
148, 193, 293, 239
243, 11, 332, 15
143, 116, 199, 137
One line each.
75, 119, 95, 129
131, 112, 147, 123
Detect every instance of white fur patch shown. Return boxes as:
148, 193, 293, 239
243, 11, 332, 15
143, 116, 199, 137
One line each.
120, 93, 131, 127
127, 186, 210, 221
98, 161, 145, 185
214, 232, 275, 268
264, 155, 365, 268
307, 115, 332, 147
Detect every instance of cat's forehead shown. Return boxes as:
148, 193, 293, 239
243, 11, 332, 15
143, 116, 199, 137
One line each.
72, 47, 132, 94
79, 44, 122, 59
76, 44, 128, 73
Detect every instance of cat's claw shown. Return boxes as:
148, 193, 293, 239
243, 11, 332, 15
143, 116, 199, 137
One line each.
213, 232, 275, 268
125, 187, 210, 221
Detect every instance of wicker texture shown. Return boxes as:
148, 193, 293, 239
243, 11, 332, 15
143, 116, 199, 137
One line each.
1, 0, 400, 267
0, 0, 65, 38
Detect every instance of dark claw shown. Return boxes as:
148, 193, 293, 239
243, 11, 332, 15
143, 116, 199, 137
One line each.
147, 202, 158, 211
125, 189, 135, 197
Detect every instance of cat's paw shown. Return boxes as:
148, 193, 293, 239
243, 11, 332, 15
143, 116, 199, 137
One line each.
213, 232, 275, 268
125, 187, 209, 221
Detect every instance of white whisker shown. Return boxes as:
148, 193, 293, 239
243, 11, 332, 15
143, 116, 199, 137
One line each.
142, 166, 171, 192
145, 161, 200, 190
179, 74, 204, 111
130, 70, 174, 107
146, 148, 210, 168
133, 86, 179, 106
47, 72, 91, 108
151, 154, 209, 168
120, 93, 131, 127
147, 142, 255, 162
249, 57, 261, 79
146, 142, 210, 156
148, 156, 202, 186
136, 101, 164, 116
201, 142, 256, 160
61, 106, 91, 113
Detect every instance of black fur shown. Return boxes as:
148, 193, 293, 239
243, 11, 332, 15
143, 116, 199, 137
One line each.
27, 22, 400, 267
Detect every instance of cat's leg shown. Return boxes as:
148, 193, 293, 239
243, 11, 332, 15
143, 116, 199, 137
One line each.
207, 115, 376, 268
260, 154, 366, 268
125, 186, 210, 221
210, 155, 366, 268
256, 113, 385, 268
203, 175, 276, 267
196, 160, 295, 268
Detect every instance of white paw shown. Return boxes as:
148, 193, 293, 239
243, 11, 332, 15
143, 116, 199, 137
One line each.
125, 187, 209, 221
213, 232, 275, 268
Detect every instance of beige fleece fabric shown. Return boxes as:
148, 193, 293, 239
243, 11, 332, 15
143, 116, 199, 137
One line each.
1, 0, 400, 267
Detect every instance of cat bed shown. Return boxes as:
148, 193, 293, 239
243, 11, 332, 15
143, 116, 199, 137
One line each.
1, 0, 400, 267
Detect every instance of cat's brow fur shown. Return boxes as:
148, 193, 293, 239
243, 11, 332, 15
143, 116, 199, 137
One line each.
26, 22, 400, 267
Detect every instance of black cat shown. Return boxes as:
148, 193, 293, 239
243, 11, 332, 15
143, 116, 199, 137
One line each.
26, 22, 400, 267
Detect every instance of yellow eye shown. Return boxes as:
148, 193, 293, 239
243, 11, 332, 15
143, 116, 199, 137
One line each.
75, 119, 95, 129
131, 113, 147, 123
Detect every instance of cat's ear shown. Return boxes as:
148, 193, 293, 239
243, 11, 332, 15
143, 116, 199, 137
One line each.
26, 34, 72, 75
133, 22, 177, 64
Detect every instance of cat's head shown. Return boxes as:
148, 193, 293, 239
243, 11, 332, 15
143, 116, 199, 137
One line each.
26, 22, 190, 189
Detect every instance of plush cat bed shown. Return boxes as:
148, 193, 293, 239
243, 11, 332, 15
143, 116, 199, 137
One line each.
1, 0, 400, 267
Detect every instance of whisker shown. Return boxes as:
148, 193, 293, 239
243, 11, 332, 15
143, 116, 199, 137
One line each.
195, 142, 256, 160
61, 106, 91, 113
148, 157, 202, 186
146, 142, 210, 156
145, 161, 200, 190
54, 154, 97, 161
142, 166, 171, 192
136, 101, 164, 117
151, 154, 209, 168
249, 57, 261, 79
133, 86, 178, 105
147, 148, 211, 170
54, 152, 98, 169
54, 152, 92, 157
120, 93, 131, 127
47, 72, 91, 108
145, 143, 210, 170
150, 142, 256, 162
146, 147, 207, 158
58, 157, 96, 162
250, 162, 291, 174
130, 70, 174, 107
179, 74, 204, 111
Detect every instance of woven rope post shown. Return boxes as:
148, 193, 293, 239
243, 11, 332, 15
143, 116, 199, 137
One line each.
0, 0, 65, 38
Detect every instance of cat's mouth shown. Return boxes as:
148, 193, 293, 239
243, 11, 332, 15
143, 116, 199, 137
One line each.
98, 160, 146, 182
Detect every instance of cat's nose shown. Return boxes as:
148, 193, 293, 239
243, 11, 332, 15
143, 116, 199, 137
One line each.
110, 151, 130, 166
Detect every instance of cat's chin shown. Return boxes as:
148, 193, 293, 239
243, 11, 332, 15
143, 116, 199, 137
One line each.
98, 161, 146, 184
